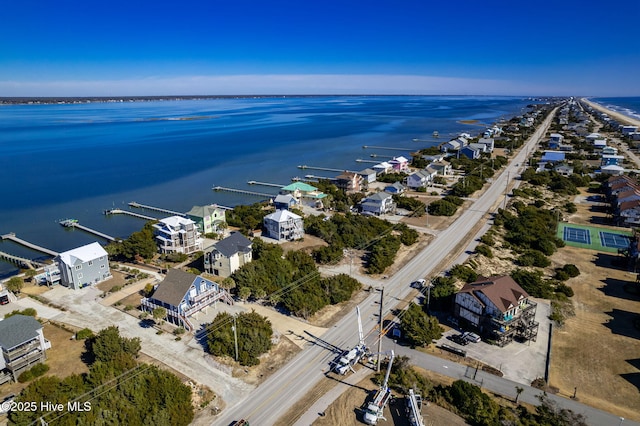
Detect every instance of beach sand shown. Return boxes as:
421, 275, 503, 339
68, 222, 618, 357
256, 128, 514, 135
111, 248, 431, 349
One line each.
582, 98, 640, 128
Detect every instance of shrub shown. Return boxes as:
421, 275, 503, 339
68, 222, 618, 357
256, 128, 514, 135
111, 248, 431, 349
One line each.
428, 200, 458, 216
516, 250, 551, 267
449, 264, 478, 283
76, 328, 94, 340
479, 233, 495, 246
555, 283, 574, 297
18, 363, 49, 382
475, 244, 493, 258
561, 264, 580, 277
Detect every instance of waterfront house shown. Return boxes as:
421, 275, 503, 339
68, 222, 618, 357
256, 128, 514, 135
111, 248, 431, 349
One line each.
153, 216, 202, 255
140, 269, 233, 331
263, 209, 304, 241
389, 156, 409, 172
422, 154, 445, 163
441, 140, 461, 153
428, 161, 452, 176
622, 125, 638, 135
56, 242, 111, 290
460, 145, 481, 160
0, 315, 51, 384
406, 170, 433, 190
280, 182, 327, 209
372, 162, 392, 175
187, 204, 226, 236
384, 182, 405, 195
203, 232, 252, 278
477, 138, 495, 152
335, 171, 363, 192
273, 194, 298, 211
469, 143, 488, 154
360, 192, 396, 216
358, 168, 377, 184
454, 276, 538, 347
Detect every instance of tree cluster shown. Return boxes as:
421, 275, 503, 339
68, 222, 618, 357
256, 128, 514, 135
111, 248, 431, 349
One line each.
206, 310, 273, 366
226, 202, 271, 233
305, 213, 418, 274
393, 195, 426, 216
231, 240, 361, 318
106, 221, 158, 261
10, 326, 193, 426
521, 168, 591, 195
399, 303, 443, 347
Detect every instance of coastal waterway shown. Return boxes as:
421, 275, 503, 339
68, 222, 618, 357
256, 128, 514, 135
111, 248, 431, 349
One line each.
0, 96, 543, 276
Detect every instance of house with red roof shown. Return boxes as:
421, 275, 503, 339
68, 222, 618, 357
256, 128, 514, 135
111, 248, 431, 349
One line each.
454, 275, 538, 346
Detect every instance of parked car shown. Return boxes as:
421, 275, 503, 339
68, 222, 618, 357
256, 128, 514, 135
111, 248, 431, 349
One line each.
462, 331, 481, 343
451, 334, 469, 346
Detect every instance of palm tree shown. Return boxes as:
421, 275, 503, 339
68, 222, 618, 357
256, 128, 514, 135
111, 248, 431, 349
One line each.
515, 386, 524, 404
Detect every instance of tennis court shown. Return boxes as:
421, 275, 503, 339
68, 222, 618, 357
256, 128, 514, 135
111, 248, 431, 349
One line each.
557, 223, 633, 252
599, 232, 631, 249
563, 227, 591, 245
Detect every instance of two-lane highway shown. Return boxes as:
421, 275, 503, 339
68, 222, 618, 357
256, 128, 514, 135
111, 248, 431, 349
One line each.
215, 109, 556, 426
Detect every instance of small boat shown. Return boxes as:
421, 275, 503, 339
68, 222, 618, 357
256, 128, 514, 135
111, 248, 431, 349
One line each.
433, 131, 439, 138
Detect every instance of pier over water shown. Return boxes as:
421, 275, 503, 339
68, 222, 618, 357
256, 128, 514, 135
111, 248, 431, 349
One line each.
104, 209, 157, 221
1, 233, 59, 256
59, 219, 117, 242
129, 202, 185, 217
213, 186, 274, 198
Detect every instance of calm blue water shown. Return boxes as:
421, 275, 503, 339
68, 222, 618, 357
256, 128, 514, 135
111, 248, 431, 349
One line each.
593, 97, 640, 122
0, 96, 533, 276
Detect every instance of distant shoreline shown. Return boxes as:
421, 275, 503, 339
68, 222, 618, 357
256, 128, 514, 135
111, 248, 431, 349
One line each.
582, 98, 640, 128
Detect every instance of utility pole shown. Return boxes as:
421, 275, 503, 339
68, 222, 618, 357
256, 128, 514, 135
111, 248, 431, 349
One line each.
503, 171, 510, 209
232, 315, 239, 362
426, 281, 432, 314
377, 287, 384, 372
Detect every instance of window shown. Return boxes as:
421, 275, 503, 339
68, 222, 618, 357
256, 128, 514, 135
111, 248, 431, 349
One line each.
77, 273, 83, 279
88, 261, 93, 266
100, 264, 105, 269
75, 265, 82, 270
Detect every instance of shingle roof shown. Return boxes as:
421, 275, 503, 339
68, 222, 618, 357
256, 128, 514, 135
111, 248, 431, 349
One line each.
0, 315, 42, 350
214, 232, 252, 257
459, 276, 529, 314
150, 269, 198, 308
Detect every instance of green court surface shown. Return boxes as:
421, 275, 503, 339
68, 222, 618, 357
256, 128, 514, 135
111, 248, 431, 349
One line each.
556, 222, 634, 252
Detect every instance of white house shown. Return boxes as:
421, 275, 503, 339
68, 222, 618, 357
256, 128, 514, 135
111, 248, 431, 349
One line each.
372, 161, 392, 175
441, 140, 461, 152
549, 133, 564, 143
360, 192, 395, 216
263, 209, 304, 241
428, 161, 452, 176
358, 168, 377, 184
477, 138, 495, 152
153, 216, 202, 254
56, 242, 111, 290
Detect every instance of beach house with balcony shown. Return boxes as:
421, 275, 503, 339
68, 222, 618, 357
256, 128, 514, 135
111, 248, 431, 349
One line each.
280, 182, 327, 209
263, 209, 304, 241
360, 192, 396, 216
406, 169, 434, 190
140, 269, 233, 331
389, 156, 409, 172
273, 194, 298, 211
56, 242, 111, 290
453, 276, 538, 346
203, 232, 252, 277
0, 315, 51, 383
153, 216, 202, 255
335, 171, 363, 192
358, 168, 377, 185
187, 204, 226, 235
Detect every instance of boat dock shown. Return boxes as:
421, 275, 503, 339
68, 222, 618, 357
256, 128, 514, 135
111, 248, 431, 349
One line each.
362, 145, 415, 152
247, 180, 286, 188
59, 219, 117, 242
0, 250, 47, 269
129, 202, 185, 217
305, 174, 336, 181
1, 233, 59, 256
213, 186, 274, 198
104, 209, 157, 221
297, 165, 357, 173
355, 159, 379, 164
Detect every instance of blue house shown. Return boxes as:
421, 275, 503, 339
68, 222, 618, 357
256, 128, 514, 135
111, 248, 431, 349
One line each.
141, 269, 233, 331
540, 151, 565, 163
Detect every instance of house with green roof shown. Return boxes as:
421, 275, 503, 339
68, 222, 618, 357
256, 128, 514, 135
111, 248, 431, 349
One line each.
280, 182, 327, 208
0, 315, 51, 383
187, 204, 226, 235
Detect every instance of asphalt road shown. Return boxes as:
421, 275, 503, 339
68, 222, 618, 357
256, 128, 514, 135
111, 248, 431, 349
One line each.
215, 110, 558, 426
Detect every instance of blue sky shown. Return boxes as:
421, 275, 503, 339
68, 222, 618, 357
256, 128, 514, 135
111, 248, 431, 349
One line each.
1, 0, 639, 97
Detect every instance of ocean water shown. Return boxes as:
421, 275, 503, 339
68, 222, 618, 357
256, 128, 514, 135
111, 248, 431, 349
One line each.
0, 96, 533, 277
592, 97, 640, 122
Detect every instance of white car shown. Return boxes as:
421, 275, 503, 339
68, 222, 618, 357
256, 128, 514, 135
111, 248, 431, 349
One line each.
462, 331, 481, 343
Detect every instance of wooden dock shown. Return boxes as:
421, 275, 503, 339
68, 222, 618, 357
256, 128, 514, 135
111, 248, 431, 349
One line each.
59, 219, 117, 242
247, 180, 286, 188
304, 174, 336, 181
104, 209, 157, 221
355, 159, 379, 164
0, 250, 47, 269
129, 202, 185, 217
297, 165, 357, 173
362, 145, 415, 152
1, 233, 59, 256
212, 186, 274, 198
